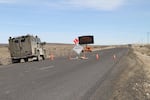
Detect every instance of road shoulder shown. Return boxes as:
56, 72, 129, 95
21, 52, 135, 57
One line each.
111, 46, 150, 100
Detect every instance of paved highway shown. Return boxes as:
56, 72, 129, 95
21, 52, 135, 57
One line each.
0, 48, 128, 100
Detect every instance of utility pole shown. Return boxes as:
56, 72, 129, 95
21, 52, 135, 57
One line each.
147, 32, 150, 44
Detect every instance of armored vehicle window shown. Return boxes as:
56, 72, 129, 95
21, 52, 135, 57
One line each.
21, 38, 25, 42
36, 38, 41, 44
14, 40, 19, 43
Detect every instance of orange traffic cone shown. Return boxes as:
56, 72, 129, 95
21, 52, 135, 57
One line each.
113, 54, 116, 60
50, 54, 54, 60
96, 54, 100, 60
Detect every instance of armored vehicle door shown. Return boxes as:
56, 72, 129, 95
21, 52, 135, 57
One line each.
9, 38, 21, 57
19, 36, 31, 57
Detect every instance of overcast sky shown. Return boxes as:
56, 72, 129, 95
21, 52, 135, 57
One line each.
0, 0, 150, 45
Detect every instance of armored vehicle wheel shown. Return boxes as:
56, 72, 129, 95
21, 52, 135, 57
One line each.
41, 55, 45, 60
24, 58, 28, 62
12, 59, 20, 63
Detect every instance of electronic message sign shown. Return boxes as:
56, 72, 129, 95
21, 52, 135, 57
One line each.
78, 35, 94, 44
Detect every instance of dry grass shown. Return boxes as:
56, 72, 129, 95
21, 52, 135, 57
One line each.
45, 43, 74, 57
133, 45, 150, 78
111, 45, 150, 100
0, 44, 11, 65
133, 45, 150, 99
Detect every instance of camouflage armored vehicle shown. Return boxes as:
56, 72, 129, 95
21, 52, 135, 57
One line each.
8, 35, 46, 63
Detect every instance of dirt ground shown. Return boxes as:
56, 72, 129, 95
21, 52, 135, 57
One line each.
111, 45, 150, 100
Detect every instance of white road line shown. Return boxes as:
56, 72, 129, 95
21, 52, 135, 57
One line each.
39, 66, 54, 70
24, 70, 29, 73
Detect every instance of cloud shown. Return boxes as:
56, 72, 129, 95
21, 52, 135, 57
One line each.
0, 0, 126, 10
0, 0, 18, 4
0, 0, 39, 4
62, 0, 125, 10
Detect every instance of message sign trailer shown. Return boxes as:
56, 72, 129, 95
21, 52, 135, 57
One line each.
78, 35, 94, 52
78, 35, 94, 45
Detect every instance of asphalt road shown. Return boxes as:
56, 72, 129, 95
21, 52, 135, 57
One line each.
0, 47, 128, 100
